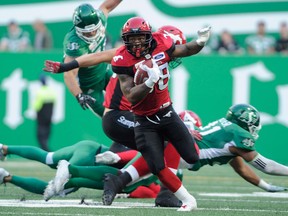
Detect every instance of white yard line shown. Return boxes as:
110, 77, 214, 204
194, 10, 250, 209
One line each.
0, 198, 287, 214
199, 192, 288, 198
0, 199, 154, 208
197, 208, 288, 213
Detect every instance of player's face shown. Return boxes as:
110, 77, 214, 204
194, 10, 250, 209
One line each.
128, 35, 146, 57
83, 30, 97, 38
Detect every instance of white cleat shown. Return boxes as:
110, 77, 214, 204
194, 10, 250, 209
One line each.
0, 168, 9, 184
177, 196, 197, 211
44, 180, 75, 201
0, 144, 6, 161
95, 151, 121, 164
54, 160, 70, 193
43, 180, 56, 201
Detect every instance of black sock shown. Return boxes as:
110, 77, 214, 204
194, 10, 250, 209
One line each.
119, 171, 132, 186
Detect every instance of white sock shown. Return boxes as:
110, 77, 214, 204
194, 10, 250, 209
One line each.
169, 167, 178, 175
123, 165, 139, 182
45, 152, 54, 165
174, 185, 195, 203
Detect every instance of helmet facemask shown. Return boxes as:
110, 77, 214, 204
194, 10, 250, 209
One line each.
75, 21, 105, 44
238, 111, 261, 140
169, 58, 182, 69
122, 33, 152, 57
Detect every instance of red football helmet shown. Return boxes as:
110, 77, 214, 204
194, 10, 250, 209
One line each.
178, 110, 202, 129
157, 25, 187, 68
157, 25, 186, 45
121, 17, 152, 58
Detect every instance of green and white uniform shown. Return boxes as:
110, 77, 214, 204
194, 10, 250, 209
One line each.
63, 10, 113, 116
6, 140, 154, 195
189, 118, 256, 171
6, 140, 109, 169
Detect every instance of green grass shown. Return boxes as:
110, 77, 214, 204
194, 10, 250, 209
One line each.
0, 160, 288, 216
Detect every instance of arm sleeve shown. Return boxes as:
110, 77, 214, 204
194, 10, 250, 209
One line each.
249, 153, 288, 175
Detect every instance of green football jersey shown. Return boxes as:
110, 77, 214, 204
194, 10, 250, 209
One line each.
63, 10, 111, 91
189, 118, 256, 171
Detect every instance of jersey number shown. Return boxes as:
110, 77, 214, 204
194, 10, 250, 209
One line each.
157, 62, 170, 90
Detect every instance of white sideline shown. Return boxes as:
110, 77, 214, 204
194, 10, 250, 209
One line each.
0, 199, 154, 209
199, 192, 288, 198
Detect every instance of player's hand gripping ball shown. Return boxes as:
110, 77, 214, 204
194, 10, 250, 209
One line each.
134, 59, 153, 85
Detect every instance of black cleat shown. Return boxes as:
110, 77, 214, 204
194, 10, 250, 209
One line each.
155, 186, 182, 207
102, 173, 124, 205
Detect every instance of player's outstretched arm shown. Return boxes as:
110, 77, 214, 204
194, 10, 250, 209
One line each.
229, 156, 287, 192
230, 146, 288, 176
249, 153, 288, 176
172, 26, 211, 57
43, 48, 117, 73
99, 0, 123, 17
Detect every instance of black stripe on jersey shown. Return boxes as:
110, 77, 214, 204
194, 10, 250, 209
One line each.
112, 65, 134, 77
111, 80, 125, 109
149, 38, 175, 58
255, 158, 267, 169
148, 39, 157, 54
166, 43, 176, 58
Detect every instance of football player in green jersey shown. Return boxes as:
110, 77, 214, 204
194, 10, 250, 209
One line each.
63, 0, 122, 117
0, 140, 157, 201
155, 104, 288, 206
0, 140, 116, 199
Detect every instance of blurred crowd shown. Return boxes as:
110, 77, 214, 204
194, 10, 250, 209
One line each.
200, 21, 288, 55
0, 19, 287, 55
0, 19, 53, 52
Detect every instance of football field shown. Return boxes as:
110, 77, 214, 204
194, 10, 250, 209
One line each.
0, 160, 287, 216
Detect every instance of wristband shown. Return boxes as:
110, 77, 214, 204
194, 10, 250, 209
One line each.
196, 39, 205, 46
59, 59, 79, 72
75, 93, 83, 101
257, 179, 270, 191
144, 79, 155, 88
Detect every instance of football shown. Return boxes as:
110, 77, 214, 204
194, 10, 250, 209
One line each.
134, 59, 153, 85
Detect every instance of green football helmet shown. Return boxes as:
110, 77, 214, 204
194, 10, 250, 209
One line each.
226, 104, 261, 140
72, 4, 105, 43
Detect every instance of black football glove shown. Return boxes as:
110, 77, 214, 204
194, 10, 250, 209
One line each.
76, 93, 96, 110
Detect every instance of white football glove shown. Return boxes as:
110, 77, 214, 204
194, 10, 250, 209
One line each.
196, 26, 211, 46
95, 151, 121, 164
141, 59, 161, 88
258, 179, 288, 192
266, 184, 288, 192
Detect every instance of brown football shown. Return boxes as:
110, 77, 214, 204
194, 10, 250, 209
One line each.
134, 59, 153, 85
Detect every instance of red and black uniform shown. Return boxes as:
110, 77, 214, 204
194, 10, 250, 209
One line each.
102, 75, 137, 150
111, 32, 199, 175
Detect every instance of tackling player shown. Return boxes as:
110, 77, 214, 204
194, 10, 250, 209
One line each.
61, 0, 122, 117
0, 140, 157, 201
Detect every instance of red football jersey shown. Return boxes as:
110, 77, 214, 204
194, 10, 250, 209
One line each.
103, 74, 131, 111
111, 32, 175, 116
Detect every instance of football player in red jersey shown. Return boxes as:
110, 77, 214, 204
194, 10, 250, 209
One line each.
102, 17, 210, 211
44, 20, 211, 211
